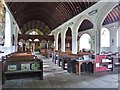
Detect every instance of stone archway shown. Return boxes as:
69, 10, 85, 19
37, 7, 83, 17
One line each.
100, 3, 119, 53
65, 27, 72, 51
58, 32, 61, 51
77, 19, 93, 52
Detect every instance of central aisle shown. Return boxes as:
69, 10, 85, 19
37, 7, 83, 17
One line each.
36, 55, 67, 77
2, 54, 118, 89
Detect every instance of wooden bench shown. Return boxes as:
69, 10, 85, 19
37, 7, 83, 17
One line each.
2, 53, 43, 85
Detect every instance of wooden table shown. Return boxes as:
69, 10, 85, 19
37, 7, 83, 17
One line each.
76, 59, 95, 75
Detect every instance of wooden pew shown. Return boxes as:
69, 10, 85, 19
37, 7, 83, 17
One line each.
2, 52, 43, 85
59, 53, 95, 74
57, 51, 72, 67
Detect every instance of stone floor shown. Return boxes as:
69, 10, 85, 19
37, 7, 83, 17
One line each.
1, 55, 119, 90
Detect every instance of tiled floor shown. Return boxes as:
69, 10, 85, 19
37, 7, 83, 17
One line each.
1, 55, 119, 89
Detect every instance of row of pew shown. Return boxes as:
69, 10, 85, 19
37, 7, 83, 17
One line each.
52, 51, 95, 75
52, 51, 118, 75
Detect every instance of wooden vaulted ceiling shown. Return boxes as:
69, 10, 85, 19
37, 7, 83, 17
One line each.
5, 2, 97, 34
5, 1, 119, 34
21, 20, 51, 35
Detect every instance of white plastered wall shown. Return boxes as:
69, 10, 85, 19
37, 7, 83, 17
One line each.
0, 2, 20, 58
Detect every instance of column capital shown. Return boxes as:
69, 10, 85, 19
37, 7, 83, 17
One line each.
72, 31, 78, 36
61, 32, 66, 38
54, 33, 58, 39
94, 23, 102, 30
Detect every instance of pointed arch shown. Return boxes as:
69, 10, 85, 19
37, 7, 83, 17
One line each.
58, 32, 61, 50
65, 27, 72, 51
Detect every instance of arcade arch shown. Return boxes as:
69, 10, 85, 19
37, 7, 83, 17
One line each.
65, 27, 72, 51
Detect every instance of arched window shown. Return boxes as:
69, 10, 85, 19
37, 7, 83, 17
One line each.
29, 31, 38, 35
26, 29, 44, 35
34, 38, 39, 42
101, 28, 110, 47
80, 33, 91, 50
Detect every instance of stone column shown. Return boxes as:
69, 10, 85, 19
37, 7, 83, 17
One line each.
31, 43, 35, 54
78, 38, 80, 51
109, 28, 117, 52
95, 27, 101, 54
54, 34, 58, 51
61, 31, 65, 52
26, 40, 29, 51
72, 31, 78, 54
118, 27, 120, 52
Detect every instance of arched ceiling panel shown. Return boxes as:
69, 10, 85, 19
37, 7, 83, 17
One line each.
103, 3, 120, 25
78, 19, 94, 32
